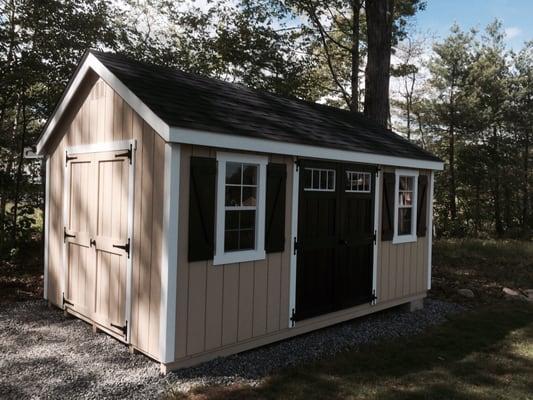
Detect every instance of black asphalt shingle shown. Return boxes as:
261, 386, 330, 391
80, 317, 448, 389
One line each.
91, 50, 441, 163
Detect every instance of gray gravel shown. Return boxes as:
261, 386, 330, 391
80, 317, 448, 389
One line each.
0, 299, 463, 399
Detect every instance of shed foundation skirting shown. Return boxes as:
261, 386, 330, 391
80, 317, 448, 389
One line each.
161, 292, 426, 373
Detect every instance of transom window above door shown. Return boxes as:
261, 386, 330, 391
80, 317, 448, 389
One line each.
345, 171, 371, 193
393, 169, 418, 244
303, 168, 336, 191
214, 153, 267, 265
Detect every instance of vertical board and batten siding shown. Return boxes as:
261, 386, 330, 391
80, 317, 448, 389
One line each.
173, 152, 431, 367
175, 145, 293, 360
45, 76, 164, 359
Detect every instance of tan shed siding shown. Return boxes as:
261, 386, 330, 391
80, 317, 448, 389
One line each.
175, 145, 293, 359
46, 77, 164, 359
376, 167, 430, 303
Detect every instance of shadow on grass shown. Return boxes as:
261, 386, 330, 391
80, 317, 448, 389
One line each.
176, 302, 533, 400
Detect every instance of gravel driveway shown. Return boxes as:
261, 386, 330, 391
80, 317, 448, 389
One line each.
0, 299, 463, 399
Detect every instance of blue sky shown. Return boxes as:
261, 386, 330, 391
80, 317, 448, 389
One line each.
414, 0, 532, 50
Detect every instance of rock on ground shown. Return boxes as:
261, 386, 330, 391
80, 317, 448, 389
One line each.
0, 299, 463, 399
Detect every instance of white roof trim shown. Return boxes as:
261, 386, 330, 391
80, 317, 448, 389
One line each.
36, 52, 170, 155
169, 127, 444, 170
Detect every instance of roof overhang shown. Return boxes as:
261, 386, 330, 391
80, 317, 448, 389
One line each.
169, 127, 444, 170
36, 52, 170, 155
37, 51, 443, 171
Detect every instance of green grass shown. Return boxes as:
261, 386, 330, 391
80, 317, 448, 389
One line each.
167, 239, 533, 400
170, 302, 533, 400
432, 239, 533, 303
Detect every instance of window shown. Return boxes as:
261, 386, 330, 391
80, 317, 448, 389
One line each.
393, 169, 418, 244
345, 171, 371, 193
214, 152, 267, 265
304, 168, 335, 191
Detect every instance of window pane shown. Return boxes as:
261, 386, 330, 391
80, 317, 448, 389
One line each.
242, 164, 257, 185
239, 229, 255, 250
399, 176, 413, 191
398, 208, 412, 235
225, 186, 241, 206
242, 187, 257, 206
399, 191, 412, 206
312, 170, 320, 189
224, 230, 239, 252
327, 171, 335, 190
226, 162, 241, 184
225, 210, 240, 230
240, 210, 256, 229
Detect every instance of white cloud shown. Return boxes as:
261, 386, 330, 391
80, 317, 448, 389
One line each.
505, 26, 522, 39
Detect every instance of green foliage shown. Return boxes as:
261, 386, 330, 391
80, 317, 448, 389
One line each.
402, 21, 533, 238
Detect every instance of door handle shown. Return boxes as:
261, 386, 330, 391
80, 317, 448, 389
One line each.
90, 238, 96, 247
339, 239, 349, 246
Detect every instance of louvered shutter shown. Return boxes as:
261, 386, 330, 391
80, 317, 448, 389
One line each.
265, 163, 287, 253
188, 157, 216, 261
381, 172, 395, 241
417, 175, 428, 237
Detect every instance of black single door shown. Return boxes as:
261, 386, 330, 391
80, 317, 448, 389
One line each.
335, 165, 376, 309
295, 160, 376, 321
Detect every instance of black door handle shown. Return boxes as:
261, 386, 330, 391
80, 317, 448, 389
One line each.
90, 238, 96, 247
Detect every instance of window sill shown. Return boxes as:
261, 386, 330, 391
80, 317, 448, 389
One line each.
392, 234, 417, 245
213, 249, 266, 266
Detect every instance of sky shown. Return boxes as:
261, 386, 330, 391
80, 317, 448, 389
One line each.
414, 0, 532, 50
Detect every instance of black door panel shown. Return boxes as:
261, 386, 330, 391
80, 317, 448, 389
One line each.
295, 160, 376, 321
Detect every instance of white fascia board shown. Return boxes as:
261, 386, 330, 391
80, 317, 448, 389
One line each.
36, 53, 169, 155
169, 127, 444, 171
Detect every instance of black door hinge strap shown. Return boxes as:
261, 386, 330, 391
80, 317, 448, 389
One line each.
115, 144, 133, 164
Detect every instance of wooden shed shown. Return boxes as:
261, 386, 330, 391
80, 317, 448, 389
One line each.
36, 50, 443, 372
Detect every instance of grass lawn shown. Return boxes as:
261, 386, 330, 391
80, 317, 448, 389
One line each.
168, 239, 533, 400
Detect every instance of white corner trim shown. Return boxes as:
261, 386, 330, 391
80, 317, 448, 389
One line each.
371, 168, 380, 304
288, 159, 299, 327
213, 152, 268, 266
427, 171, 435, 290
170, 127, 444, 171
160, 143, 180, 363
392, 169, 419, 245
36, 53, 169, 155
43, 156, 50, 300
125, 140, 137, 344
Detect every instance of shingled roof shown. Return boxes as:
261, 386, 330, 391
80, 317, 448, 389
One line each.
89, 51, 442, 163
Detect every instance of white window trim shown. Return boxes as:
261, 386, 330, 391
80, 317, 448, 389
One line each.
303, 167, 336, 192
214, 152, 268, 265
345, 170, 372, 193
393, 169, 419, 244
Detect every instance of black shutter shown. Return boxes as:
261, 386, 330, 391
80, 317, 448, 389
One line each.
188, 157, 216, 261
417, 175, 428, 237
265, 163, 287, 253
381, 172, 395, 241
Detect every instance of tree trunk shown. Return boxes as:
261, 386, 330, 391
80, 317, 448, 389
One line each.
492, 126, 503, 236
350, 0, 361, 112
11, 102, 27, 244
522, 133, 529, 234
364, 0, 394, 127
448, 124, 457, 223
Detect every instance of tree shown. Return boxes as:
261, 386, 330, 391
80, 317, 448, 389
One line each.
427, 24, 475, 234
0, 0, 118, 254
467, 21, 511, 236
